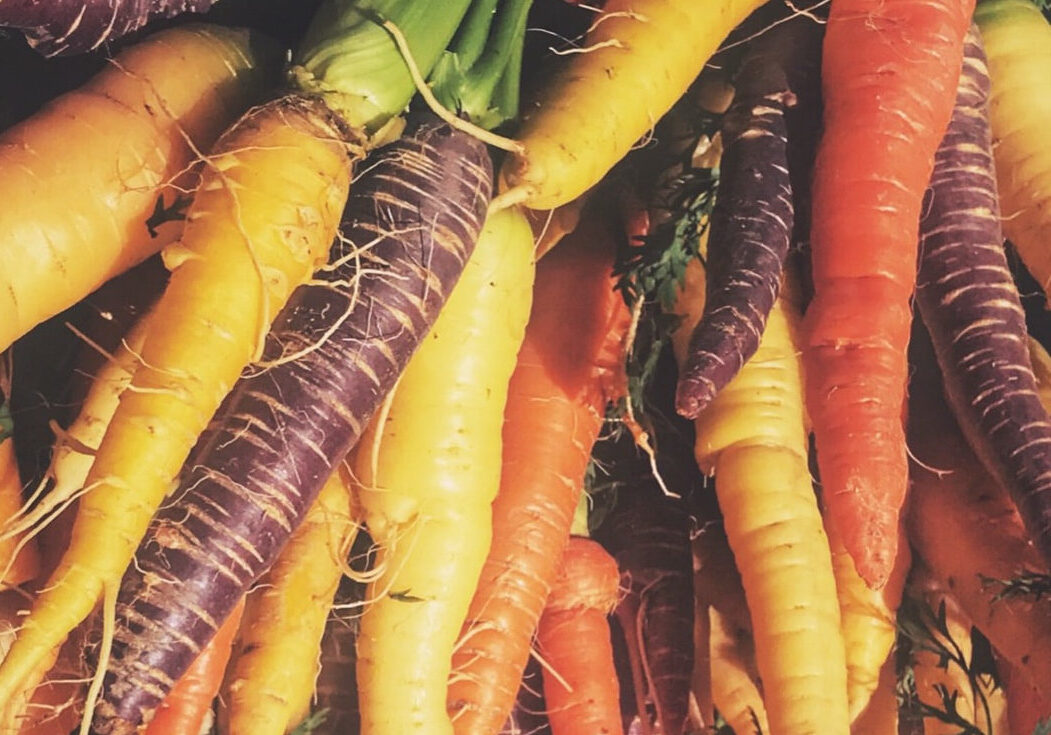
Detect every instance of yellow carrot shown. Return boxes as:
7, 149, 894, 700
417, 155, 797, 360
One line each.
976, 0, 1051, 301
221, 467, 358, 735
353, 207, 535, 735
0, 96, 355, 717
825, 514, 910, 722
499, 0, 765, 210
671, 258, 850, 734
0, 24, 279, 352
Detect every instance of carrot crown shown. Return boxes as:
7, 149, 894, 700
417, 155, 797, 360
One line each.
290, 0, 474, 137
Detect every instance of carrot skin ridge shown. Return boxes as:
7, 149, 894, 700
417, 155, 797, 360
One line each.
447, 203, 630, 735
537, 537, 623, 735
674, 25, 797, 419
144, 597, 245, 735
0, 0, 219, 56
93, 116, 493, 734
803, 0, 975, 589
916, 28, 1051, 570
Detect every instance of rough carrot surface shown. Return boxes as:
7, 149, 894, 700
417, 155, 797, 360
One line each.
803, 0, 975, 589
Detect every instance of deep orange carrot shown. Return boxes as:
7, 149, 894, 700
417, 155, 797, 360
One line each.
537, 537, 623, 735
144, 598, 245, 735
803, 0, 975, 588
447, 202, 630, 735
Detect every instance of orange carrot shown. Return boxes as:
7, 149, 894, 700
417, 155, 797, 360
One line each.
803, 0, 975, 588
537, 537, 623, 735
144, 598, 245, 735
447, 202, 630, 735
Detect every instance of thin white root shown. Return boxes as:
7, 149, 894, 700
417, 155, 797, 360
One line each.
380, 19, 524, 154
78, 583, 117, 735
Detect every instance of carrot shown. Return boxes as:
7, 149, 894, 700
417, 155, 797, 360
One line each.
220, 467, 357, 735
915, 26, 1051, 571
0, 1, 479, 723
826, 512, 910, 721
0, 1, 221, 56
675, 18, 816, 419
0, 24, 279, 354
498, 0, 767, 210
593, 431, 695, 735
907, 336, 1051, 699
537, 537, 623, 735
447, 201, 630, 735
673, 253, 850, 733
143, 598, 245, 735
95, 115, 494, 735
349, 204, 533, 735
975, 0, 1051, 304
802, 0, 975, 589
314, 593, 362, 735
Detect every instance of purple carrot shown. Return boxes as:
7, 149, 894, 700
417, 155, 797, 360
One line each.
314, 577, 363, 735
915, 26, 1051, 568
91, 114, 493, 734
675, 19, 824, 419
594, 429, 695, 735
0, 1, 218, 56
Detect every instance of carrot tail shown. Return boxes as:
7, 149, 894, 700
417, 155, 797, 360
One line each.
675, 23, 799, 419
144, 598, 245, 735
448, 202, 629, 735
538, 538, 623, 735
92, 115, 491, 735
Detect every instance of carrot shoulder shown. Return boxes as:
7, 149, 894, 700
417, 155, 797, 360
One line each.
803, 0, 974, 589
447, 203, 630, 735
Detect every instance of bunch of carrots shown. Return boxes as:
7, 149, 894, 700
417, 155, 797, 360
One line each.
1, 0, 1051, 733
